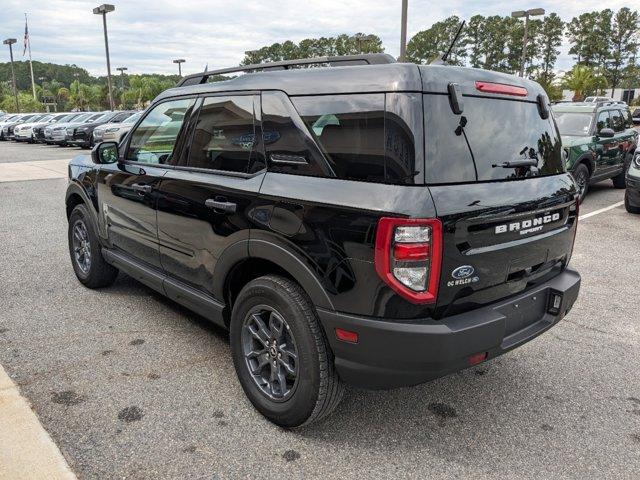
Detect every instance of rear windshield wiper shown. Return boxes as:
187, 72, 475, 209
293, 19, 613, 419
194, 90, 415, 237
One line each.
492, 159, 538, 169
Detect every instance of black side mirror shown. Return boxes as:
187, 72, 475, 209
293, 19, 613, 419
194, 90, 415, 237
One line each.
598, 128, 615, 139
91, 141, 119, 164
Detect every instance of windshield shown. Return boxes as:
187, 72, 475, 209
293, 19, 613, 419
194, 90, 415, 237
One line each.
91, 113, 113, 123
72, 113, 94, 123
123, 112, 142, 125
553, 111, 593, 136
111, 112, 133, 123
39, 115, 53, 123
52, 114, 71, 123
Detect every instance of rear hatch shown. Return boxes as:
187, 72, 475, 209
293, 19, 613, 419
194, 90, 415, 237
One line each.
419, 66, 578, 318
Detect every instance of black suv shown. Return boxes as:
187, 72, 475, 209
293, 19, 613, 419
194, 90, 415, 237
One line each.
65, 54, 581, 427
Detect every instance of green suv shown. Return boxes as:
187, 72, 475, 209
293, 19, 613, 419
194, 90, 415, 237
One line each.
552, 102, 638, 202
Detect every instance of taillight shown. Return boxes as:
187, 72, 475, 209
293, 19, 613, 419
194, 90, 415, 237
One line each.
374, 218, 442, 304
475, 81, 528, 97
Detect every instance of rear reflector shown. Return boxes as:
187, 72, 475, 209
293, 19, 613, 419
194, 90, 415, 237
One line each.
335, 328, 358, 344
468, 352, 488, 366
393, 243, 430, 261
475, 81, 528, 97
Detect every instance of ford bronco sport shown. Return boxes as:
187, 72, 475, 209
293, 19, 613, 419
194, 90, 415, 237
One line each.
66, 54, 581, 427
552, 101, 638, 202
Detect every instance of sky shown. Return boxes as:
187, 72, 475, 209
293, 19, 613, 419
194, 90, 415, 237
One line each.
0, 0, 634, 77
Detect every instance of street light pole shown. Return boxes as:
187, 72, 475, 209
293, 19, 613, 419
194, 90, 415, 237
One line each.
116, 66, 127, 89
511, 8, 545, 77
3, 38, 19, 112
399, 0, 408, 62
93, 4, 115, 110
173, 59, 185, 76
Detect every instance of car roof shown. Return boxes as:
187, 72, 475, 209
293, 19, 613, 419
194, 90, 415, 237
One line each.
156, 60, 544, 103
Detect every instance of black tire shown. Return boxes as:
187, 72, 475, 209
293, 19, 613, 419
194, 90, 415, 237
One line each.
612, 170, 626, 189
68, 204, 118, 288
625, 191, 640, 214
230, 275, 344, 428
571, 163, 590, 203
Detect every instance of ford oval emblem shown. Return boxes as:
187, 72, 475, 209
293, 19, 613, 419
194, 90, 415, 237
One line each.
452, 265, 475, 279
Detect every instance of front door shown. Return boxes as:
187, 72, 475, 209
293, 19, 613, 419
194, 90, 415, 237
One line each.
594, 110, 619, 177
156, 94, 265, 298
98, 97, 196, 268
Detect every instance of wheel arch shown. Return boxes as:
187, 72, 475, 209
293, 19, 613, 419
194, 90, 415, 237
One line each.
572, 154, 594, 176
214, 238, 335, 326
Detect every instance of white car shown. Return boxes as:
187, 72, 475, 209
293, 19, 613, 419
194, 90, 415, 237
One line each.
93, 111, 143, 144
14, 113, 69, 142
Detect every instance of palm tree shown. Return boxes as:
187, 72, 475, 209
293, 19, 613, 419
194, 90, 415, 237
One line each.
562, 65, 608, 101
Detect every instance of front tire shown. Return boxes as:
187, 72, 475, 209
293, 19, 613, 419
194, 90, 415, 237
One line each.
625, 191, 640, 214
68, 204, 118, 288
230, 275, 344, 428
612, 170, 626, 189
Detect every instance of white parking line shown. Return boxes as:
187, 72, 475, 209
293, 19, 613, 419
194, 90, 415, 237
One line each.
0, 364, 77, 480
579, 201, 625, 220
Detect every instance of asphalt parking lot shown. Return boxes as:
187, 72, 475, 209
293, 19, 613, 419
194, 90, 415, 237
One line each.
0, 143, 639, 479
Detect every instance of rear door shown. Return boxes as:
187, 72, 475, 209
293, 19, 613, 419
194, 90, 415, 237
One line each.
156, 93, 265, 297
421, 77, 578, 317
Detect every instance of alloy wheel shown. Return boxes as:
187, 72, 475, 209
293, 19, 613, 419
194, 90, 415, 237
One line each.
72, 219, 92, 274
241, 306, 298, 402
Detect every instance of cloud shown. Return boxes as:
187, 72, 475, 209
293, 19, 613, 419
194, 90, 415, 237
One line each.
0, 0, 634, 76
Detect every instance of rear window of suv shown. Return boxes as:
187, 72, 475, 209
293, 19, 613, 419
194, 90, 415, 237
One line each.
423, 95, 564, 184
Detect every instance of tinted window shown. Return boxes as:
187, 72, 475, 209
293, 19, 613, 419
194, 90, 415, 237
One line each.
261, 91, 331, 177
188, 95, 256, 173
292, 94, 386, 182
385, 93, 423, 184
424, 95, 563, 183
596, 111, 611, 132
611, 110, 625, 132
127, 98, 194, 165
111, 112, 133, 123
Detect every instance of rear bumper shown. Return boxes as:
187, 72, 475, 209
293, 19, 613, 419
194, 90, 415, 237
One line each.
317, 268, 580, 389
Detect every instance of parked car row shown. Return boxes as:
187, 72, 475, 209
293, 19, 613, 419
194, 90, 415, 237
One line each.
0, 110, 141, 148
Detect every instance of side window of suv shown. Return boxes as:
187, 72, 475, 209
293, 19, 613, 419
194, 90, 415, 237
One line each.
611, 110, 625, 132
127, 98, 194, 165
188, 95, 259, 173
291, 94, 386, 182
261, 91, 332, 178
596, 111, 611, 132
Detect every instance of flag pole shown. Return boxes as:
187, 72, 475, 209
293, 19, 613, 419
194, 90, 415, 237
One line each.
25, 13, 37, 100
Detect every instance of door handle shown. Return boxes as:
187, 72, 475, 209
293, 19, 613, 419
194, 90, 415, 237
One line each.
131, 183, 152, 193
205, 198, 237, 213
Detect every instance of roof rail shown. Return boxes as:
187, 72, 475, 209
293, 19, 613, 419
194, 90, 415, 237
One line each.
176, 53, 397, 87
596, 100, 627, 107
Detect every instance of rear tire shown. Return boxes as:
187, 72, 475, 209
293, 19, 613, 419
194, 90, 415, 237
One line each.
625, 191, 640, 214
572, 163, 590, 203
230, 275, 344, 428
68, 204, 118, 288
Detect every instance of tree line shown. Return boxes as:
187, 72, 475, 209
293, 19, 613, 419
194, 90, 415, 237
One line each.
1, 8, 639, 112
0, 60, 178, 112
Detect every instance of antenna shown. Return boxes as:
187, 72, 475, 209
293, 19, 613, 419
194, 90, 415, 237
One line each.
441, 20, 466, 63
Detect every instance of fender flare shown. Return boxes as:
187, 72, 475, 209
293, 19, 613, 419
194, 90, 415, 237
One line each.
211, 237, 335, 311
65, 182, 98, 225
571, 153, 595, 176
